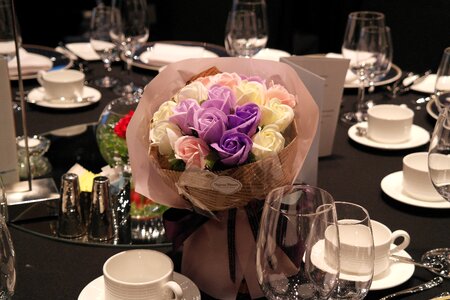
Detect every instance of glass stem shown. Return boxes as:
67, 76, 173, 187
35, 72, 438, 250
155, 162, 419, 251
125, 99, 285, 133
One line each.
357, 69, 367, 113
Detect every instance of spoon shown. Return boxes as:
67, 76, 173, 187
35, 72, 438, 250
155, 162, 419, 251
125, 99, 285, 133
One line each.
390, 254, 450, 278
379, 277, 444, 300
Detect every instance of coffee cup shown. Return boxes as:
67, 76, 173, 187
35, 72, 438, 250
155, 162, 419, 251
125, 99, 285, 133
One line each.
103, 249, 183, 300
37, 69, 85, 99
367, 104, 414, 144
370, 220, 410, 277
403, 152, 443, 201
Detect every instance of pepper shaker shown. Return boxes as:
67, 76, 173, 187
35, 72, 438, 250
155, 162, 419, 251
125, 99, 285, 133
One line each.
88, 176, 116, 241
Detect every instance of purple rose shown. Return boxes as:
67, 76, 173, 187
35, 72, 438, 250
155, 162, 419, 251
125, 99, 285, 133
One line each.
228, 103, 261, 137
191, 107, 228, 144
211, 131, 253, 166
202, 84, 236, 114
169, 99, 200, 134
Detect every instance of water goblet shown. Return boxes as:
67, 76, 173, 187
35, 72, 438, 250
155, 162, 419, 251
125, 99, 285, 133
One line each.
341, 11, 386, 124
256, 184, 339, 299
110, 0, 149, 97
90, 4, 119, 88
225, 0, 268, 57
329, 201, 374, 300
433, 47, 450, 111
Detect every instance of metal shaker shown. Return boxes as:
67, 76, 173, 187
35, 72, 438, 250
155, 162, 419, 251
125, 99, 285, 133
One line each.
88, 176, 116, 241
57, 173, 86, 238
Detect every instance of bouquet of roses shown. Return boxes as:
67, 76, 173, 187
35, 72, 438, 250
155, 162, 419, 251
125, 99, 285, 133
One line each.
127, 57, 319, 299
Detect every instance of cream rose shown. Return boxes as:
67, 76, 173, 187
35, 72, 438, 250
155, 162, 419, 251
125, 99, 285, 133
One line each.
251, 125, 285, 160
235, 80, 266, 106
152, 100, 176, 124
260, 99, 294, 131
174, 136, 210, 169
174, 81, 208, 103
150, 121, 182, 155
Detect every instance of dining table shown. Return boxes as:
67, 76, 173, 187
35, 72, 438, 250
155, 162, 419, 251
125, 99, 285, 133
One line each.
6, 42, 450, 300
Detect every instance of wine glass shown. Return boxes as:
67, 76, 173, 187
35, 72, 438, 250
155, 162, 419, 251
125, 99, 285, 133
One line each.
433, 47, 450, 112
367, 26, 393, 95
341, 11, 386, 124
225, 0, 268, 57
90, 4, 119, 88
0, 0, 21, 61
256, 184, 339, 299
330, 201, 374, 300
0, 177, 16, 299
110, 0, 149, 97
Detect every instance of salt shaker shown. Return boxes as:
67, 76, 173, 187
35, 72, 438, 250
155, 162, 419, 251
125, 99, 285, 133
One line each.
88, 176, 116, 241
57, 173, 86, 238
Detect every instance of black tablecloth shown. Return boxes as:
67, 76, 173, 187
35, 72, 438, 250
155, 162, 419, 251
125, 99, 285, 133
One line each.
8, 55, 450, 300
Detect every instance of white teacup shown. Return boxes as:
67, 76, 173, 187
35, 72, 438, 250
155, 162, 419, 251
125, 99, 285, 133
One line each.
367, 104, 414, 144
371, 220, 410, 277
37, 69, 85, 99
403, 152, 443, 201
103, 250, 183, 300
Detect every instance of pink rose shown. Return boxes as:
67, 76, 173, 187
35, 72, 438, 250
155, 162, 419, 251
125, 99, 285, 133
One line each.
197, 72, 242, 91
265, 84, 296, 108
174, 136, 210, 169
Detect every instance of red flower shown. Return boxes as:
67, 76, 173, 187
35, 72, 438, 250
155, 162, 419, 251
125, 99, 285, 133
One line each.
114, 110, 134, 139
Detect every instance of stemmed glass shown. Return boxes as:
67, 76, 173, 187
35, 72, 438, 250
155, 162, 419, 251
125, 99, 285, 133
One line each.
90, 4, 119, 88
0, 177, 16, 299
341, 11, 386, 124
110, 0, 149, 97
225, 0, 268, 57
0, 0, 21, 61
367, 26, 393, 96
425, 47, 450, 283
256, 185, 339, 299
330, 201, 374, 300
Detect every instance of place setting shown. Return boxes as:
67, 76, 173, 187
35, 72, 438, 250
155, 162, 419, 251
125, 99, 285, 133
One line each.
348, 104, 430, 150
25, 69, 101, 109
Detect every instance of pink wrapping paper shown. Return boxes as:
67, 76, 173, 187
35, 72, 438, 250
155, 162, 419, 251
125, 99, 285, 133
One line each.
127, 57, 319, 299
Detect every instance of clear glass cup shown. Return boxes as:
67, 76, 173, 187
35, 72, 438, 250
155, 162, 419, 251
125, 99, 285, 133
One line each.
341, 11, 386, 124
330, 201, 374, 300
110, 0, 149, 97
434, 47, 450, 112
225, 0, 268, 57
367, 26, 393, 94
89, 4, 119, 88
256, 184, 339, 299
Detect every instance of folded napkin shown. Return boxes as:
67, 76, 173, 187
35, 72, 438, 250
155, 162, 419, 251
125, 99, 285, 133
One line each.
65, 43, 100, 61
140, 43, 207, 67
8, 48, 53, 76
325, 53, 358, 83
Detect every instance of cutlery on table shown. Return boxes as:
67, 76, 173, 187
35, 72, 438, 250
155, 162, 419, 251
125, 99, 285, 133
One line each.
27, 96, 96, 104
379, 277, 444, 300
386, 69, 432, 98
390, 254, 450, 278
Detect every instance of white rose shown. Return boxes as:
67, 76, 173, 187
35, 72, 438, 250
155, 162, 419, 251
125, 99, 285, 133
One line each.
150, 121, 182, 155
174, 81, 208, 103
251, 125, 285, 160
235, 80, 266, 106
260, 98, 294, 131
152, 100, 176, 123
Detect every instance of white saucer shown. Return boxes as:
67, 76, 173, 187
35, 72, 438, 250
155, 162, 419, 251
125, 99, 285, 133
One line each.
27, 86, 101, 109
253, 48, 291, 61
310, 240, 414, 291
345, 64, 402, 89
78, 272, 201, 300
348, 122, 430, 150
410, 74, 436, 94
381, 171, 450, 209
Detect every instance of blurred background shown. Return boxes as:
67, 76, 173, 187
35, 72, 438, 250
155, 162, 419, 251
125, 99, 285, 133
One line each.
14, 0, 450, 72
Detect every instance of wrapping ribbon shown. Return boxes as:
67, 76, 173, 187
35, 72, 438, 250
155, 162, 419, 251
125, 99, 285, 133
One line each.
163, 200, 265, 283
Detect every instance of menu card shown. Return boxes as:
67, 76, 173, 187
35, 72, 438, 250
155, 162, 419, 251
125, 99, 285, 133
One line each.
282, 55, 349, 157
0, 59, 19, 185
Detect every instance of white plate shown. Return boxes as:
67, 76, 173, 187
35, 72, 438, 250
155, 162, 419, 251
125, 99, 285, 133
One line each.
348, 122, 430, 150
253, 48, 290, 61
310, 240, 414, 291
78, 272, 201, 300
66, 42, 101, 61
344, 64, 402, 89
381, 171, 450, 209
410, 74, 436, 94
426, 97, 440, 120
27, 86, 101, 109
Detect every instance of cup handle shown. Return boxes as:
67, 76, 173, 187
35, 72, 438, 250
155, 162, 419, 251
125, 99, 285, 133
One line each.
163, 280, 183, 300
389, 229, 410, 254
